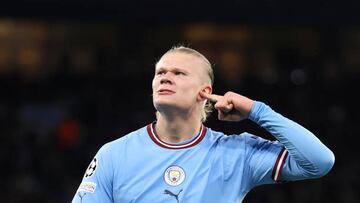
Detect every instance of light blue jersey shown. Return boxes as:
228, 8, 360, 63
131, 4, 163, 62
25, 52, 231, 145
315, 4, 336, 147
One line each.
72, 101, 334, 203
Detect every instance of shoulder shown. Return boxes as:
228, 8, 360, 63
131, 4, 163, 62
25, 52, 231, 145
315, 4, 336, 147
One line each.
99, 125, 148, 155
205, 128, 254, 147
206, 128, 279, 149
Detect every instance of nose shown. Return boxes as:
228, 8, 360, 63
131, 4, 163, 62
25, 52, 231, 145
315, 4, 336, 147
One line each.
160, 78, 172, 84
160, 73, 173, 84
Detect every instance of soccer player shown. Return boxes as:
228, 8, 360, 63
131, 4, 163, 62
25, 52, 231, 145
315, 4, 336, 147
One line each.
72, 46, 335, 203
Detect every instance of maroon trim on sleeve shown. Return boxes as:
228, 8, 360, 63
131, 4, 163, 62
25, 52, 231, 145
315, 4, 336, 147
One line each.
272, 147, 289, 182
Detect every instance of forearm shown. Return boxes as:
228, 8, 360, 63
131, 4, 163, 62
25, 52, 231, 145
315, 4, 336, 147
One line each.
248, 101, 335, 178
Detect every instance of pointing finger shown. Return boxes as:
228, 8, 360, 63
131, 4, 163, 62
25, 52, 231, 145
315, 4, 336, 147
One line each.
199, 91, 223, 103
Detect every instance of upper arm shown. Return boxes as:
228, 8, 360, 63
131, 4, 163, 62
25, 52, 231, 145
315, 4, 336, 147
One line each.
72, 144, 113, 203
245, 134, 286, 187
219, 133, 285, 195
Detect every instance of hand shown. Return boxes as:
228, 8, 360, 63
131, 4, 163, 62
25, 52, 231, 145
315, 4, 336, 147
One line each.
200, 91, 254, 122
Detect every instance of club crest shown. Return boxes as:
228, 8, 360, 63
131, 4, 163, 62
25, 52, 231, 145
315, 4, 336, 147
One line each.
164, 166, 185, 186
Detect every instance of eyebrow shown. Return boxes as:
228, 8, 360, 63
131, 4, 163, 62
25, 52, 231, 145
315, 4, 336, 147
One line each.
155, 67, 189, 74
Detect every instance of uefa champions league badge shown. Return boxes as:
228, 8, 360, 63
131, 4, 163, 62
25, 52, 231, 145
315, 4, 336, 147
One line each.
164, 166, 186, 186
84, 157, 98, 178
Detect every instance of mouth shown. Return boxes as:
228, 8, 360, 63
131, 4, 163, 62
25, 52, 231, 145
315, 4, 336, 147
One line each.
157, 89, 175, 95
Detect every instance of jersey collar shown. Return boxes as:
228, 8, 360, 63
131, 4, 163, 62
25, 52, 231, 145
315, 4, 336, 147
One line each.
146, 122, 207, 150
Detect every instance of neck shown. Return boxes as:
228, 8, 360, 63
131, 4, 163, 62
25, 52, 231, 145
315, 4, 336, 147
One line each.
155, 110, 202, 143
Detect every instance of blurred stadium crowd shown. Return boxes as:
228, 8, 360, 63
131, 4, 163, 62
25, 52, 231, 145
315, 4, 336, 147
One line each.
0, 19, 359, 202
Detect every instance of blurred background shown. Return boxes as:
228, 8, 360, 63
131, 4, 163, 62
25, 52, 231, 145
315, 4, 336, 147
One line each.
0, 0, 359, 202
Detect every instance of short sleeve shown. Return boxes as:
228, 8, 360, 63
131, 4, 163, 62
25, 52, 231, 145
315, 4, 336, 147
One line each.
244, 134, 288, 187
72, 144, 113, 203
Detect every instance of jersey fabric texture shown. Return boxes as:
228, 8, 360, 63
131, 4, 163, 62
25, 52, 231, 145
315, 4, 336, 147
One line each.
72, 101, 334, 203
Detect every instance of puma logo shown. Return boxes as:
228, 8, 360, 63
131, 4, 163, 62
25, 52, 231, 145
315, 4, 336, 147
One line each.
77, 192, 87, 203
164, 189, 183, 203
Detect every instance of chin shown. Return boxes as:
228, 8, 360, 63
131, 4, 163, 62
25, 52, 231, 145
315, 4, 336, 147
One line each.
154, 100, 174, 109
153, 99, 182, 112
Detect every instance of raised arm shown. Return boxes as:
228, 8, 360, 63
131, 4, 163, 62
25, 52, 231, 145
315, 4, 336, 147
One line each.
200, 91, 335, 181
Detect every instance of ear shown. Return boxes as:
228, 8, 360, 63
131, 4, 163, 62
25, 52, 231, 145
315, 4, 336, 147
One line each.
197, 85, 212, 102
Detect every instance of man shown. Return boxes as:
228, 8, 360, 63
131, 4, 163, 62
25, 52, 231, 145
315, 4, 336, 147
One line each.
72, 46, 334, 203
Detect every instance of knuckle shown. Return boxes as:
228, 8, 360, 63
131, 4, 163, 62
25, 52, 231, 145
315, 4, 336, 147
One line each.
225, 91, 234, 97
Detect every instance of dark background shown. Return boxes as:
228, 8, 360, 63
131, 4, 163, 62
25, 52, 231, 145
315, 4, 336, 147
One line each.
0, 0, 359, 202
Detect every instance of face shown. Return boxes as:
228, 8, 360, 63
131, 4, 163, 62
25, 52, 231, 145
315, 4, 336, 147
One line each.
152, 52, 211, 114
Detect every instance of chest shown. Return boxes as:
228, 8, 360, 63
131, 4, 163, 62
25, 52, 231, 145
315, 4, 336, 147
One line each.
112, 146, 224, 203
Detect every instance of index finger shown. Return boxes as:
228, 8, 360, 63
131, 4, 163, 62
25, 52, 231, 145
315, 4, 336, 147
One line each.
200, 91, 223, 102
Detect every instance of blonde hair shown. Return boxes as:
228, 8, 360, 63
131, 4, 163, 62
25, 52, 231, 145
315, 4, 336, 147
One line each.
157, 45, 214, 122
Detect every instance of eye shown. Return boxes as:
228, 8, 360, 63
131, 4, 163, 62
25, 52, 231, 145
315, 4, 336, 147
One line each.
156, 70, 166, 75
175, 71, 186, 75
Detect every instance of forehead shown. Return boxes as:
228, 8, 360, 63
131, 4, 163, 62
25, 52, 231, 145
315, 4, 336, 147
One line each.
156, 52, 207, 73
